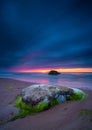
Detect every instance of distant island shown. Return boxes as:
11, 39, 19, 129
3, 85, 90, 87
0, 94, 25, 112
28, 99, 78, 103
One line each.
48, 70, 60, 75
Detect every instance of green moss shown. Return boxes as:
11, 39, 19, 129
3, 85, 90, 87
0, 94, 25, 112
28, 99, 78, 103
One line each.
80, 109, 92, 116
11, 96, 49, 120
6, 86, 13, 91
11, 95, 60, 121
67, 91, 87, 101
10, 109, 31, 121
90, 119, 92, 122
15, 96, 32, 110
10, 96, 33, 120
34, 102, 48, 112
49, 98, 58, 107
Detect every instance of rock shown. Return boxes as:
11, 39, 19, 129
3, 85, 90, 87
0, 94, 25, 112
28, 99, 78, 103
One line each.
57, 95, 66, 103
43, 96, 50, 103
48, 70, 60, 75
64, 89, 74, 95
14, 85, 87, 120
21, 84, 74, 105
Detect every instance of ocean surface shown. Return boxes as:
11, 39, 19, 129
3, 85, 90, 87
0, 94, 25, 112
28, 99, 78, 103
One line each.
0, 72, 92, 90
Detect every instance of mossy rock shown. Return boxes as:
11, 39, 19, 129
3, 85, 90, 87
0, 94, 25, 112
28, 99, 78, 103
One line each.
15, 96, 32, 110
67, 88, 88, 101
11, 88, 87, 121
11, 96, 57, 120
49, 98, 58, 107
34, 102, 49, 112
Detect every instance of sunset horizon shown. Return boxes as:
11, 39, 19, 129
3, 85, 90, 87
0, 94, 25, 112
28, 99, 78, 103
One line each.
9, 67, 92, 73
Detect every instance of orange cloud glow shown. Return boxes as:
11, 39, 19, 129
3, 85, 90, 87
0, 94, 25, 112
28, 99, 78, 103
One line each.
16, 68, 92, 73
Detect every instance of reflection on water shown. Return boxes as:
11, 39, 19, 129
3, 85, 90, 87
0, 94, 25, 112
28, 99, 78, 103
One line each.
0, 72, 92, 89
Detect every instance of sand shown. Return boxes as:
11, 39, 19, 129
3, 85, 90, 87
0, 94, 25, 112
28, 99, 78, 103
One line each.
0, 78, 92, 130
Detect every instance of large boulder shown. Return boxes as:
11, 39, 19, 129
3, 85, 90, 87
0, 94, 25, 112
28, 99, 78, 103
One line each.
21, 84, 74, 105
13, 85, 87, 120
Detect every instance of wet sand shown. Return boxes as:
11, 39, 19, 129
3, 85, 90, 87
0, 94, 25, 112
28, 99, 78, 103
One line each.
0, 78, 92, 130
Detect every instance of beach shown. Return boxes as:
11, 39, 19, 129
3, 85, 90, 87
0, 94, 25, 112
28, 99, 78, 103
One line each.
0, 78, 92, 130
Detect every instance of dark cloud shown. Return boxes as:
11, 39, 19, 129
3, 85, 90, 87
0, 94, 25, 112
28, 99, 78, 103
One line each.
0, 0, 92, 71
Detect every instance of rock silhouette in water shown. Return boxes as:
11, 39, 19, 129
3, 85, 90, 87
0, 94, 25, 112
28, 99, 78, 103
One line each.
48, 70, 60, 75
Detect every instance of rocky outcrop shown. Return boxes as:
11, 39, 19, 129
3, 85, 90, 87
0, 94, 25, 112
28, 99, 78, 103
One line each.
13, 84, 87, 120
48, 70, 60, 75
21, 84, 74, 105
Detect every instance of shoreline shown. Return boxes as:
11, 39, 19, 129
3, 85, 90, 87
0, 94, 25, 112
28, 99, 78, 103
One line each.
0, 78, 92, 130
0, 77, 92, 91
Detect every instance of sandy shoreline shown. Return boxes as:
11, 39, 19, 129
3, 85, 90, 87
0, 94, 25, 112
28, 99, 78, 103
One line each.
0, 78, 92, 130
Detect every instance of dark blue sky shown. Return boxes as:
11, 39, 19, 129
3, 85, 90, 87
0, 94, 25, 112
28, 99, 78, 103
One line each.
0, 0, 92, 72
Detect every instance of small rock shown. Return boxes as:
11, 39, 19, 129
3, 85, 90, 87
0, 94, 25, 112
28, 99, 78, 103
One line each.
48, 70, 60, 75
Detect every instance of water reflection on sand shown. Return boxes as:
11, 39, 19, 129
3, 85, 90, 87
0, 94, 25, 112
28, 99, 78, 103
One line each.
0, 72, 92, 89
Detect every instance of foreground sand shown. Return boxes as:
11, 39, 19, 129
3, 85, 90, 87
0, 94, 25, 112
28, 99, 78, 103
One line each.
0, 78, 92, 130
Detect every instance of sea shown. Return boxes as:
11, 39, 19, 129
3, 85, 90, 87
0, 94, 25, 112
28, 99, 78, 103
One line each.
0, 72, 92, 90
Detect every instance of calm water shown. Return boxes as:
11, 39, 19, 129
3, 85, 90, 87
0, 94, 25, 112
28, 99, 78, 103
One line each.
0, 72, 92, 89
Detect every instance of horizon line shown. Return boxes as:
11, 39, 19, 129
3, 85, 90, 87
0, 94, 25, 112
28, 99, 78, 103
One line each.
10, 67, 92, 73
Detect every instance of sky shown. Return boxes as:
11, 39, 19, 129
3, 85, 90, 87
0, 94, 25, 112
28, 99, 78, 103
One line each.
0, 0, 92, 73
